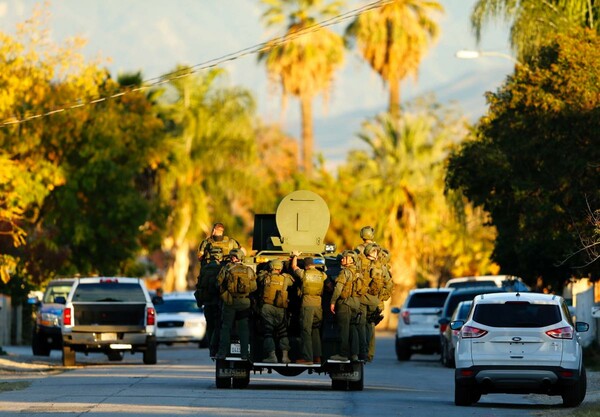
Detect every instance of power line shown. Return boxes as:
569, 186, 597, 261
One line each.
1, 0, 393, 128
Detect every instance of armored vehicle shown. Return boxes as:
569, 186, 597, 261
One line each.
215, 190, 364, 390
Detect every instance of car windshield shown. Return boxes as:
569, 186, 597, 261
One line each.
473, 303, 562, 327
72, 283, 146, 302
156, 299, 200, 314
407, 292, 449, 308
43, 284, 73, 303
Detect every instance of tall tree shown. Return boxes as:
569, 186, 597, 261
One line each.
446, 29, 600, 289
332, 99, 496, 327
471, 0, 600, 62
157, 67, 259, 291
258, 0, 345, 176
345, 0, 443, 118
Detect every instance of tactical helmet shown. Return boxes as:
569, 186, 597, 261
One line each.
381, 248, 390, 263
364, 242, 380, 257
270, 259, 283, 270
229, 248, 243, 261
303, 257, 314, 267
360, 226, 375, 240
341, 250, 358, 264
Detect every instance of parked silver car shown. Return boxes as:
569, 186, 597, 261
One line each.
452, 292, 589, 407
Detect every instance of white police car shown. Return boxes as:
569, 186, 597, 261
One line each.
155, 291, 207, 348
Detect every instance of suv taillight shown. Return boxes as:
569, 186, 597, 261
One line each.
546, 326, 573, 339
147, 307, 156, 326
63, 307, 72, 326
401, 310, 410, 325
461, 325, 487, 338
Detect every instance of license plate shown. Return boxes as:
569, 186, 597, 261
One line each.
230, 343, 241, 354
100, 333, 117, 341
164, 330, 177, 337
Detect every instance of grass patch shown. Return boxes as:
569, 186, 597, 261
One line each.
0, 381, 31, 392
583, 343, 600, 371
568, 403, 600, 417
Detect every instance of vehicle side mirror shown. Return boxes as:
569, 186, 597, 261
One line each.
27, 296, 41, 306
54, 296, 66, 305
575, 322, 589, 333
391, 307, 400, 314
438, 317, 450, 326
450, 320, 464, 331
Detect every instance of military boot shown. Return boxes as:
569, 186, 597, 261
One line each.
281, 350, 291, 364
263, 351, 277, 363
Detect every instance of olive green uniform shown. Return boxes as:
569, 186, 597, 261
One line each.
257, 271, 294, 359
216, 261, 257, 359
293, 267, 327, 362
330, 265, 361, 359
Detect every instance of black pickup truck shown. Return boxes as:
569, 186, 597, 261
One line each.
60, 277, 157, 366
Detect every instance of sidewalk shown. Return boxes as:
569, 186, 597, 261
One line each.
0, 346, 63, 374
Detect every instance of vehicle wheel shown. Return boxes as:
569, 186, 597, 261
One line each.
31, 330, 51, 357
471, 388, 481, 404
62, 345, 76, 367
395, 339, 411, 361
440, 340, 449, 367
454, 383, 472, 406
107, 351, 124, 361
331, 379, 347, 391
348, 364, 364, 391
562, 367, 586, 407
216, 376, 231, 389
143, 340, 157, 365
447, 347, 456, 368
232, 376, 250, 389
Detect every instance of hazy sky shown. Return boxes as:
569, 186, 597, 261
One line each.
1, 0, 514, 168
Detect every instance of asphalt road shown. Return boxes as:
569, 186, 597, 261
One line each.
0, 333, 593, 416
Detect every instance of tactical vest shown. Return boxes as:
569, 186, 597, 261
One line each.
339, 268, 362, 299
302, 268, 325, 297
262, 272, 290, 308
367, 260, 385, 296
225, 263, 253, 296
207, 236, 236, 256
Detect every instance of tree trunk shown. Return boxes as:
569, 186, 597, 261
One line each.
162, 202, 193, 292
389, 77, 401, 119
300, 94, 314, 176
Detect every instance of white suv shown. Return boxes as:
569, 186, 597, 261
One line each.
452, 292, 589, 407
392, 288, 453, 361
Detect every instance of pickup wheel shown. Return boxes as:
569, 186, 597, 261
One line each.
143, 340, 157, 365
31, 329, 51, 356
62, 345, 76, 366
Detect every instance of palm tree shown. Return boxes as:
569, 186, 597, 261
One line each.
471, 0, 600, 61
345, 0, 443, 118
258, 0, 345, 176
158, 67, 258, 291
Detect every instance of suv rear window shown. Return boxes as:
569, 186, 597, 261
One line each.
448, 281, 496, 289
72, 283, 146, 302
407, 292, 449, 308
473, 303, 561, 328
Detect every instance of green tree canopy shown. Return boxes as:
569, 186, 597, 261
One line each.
446, 28, 600, 290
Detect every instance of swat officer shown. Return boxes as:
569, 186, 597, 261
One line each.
257, 259, 294, 363
194, 247, 224, 356
355, 225, 376, 255
358, 242, 384, 361
197, 222, 241, 268
329, 250, 362, 361
291, 254, 327, 365
215, 248, 257, 360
